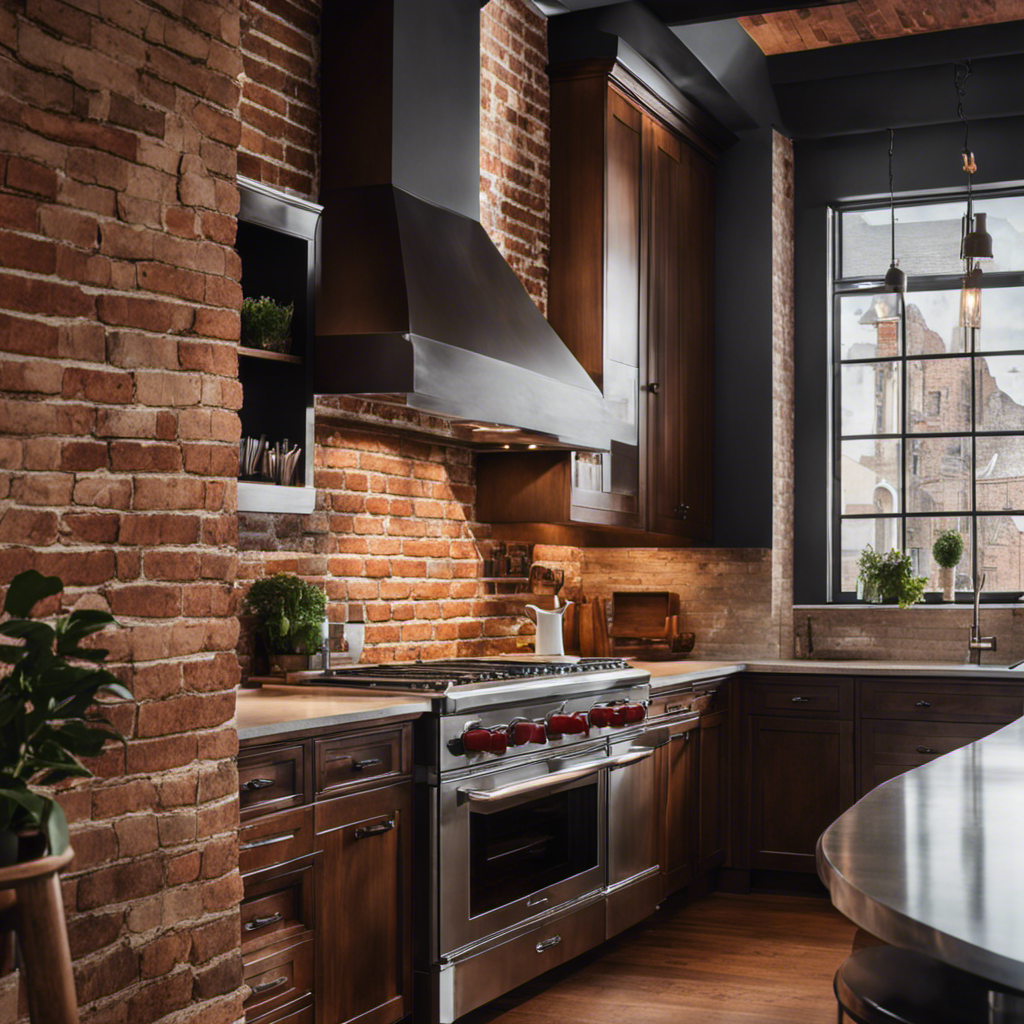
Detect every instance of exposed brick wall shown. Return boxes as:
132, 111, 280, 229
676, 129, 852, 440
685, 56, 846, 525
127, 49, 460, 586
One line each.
0, 0, 244, 1021
237, 0, 319, 198
581, 549, 778, 659
481, 0, 551, 315
771, 131, 795, 658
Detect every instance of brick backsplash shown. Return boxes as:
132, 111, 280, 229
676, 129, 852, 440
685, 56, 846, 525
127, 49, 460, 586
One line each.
1, 0, 244, 1020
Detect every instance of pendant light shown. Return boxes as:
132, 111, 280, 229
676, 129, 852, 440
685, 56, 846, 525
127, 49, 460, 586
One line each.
955, 61, 992, 330
873, 128, 904, 324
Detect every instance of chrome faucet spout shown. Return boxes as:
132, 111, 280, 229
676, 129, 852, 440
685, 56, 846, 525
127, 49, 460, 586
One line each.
968, 571, 996, 665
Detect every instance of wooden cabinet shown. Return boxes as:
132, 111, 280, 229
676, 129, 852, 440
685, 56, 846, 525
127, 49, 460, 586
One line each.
315, 784, 412, 1024
658, 716, 699, 897
697, 709, 728, 875
238, 720, 415, 1024
476, 60, 718, 542
748, 715, 855, 873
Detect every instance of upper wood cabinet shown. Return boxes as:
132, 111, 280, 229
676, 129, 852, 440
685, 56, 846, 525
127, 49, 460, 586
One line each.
476, 60, 718, 542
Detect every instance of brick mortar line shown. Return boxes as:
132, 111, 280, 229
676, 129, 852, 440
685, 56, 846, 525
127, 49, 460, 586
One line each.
241, 26, 318, 64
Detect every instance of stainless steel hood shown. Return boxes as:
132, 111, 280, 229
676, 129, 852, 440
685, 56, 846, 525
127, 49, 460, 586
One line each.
315, 0, 615, 452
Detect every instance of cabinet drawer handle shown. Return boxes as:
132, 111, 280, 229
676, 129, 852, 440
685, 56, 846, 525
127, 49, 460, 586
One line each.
673, 504, 689, 519
915, 701, 932, 708
670, 731, 691, 743
352, 757, 383, 771
250, 975, 288, 997
244, 912, 284, 932
666, 702, 689, 714
916, 745, 938, 755
240, 831, 296, 851
242, 778, 276, 791
648, 382, 660, 394
354, 818, 395, 840
536, 935, 562, 953
790, 696, 814, 703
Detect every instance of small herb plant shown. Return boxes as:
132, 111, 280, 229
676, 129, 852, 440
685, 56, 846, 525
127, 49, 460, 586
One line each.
240, 296, 294, 354
856, 546, 928, 608
0, 571, 131, 861
245, 573, 326, 655
932, 530, 964, 570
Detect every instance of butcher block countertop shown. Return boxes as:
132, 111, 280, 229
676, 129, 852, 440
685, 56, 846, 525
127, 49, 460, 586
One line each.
236, 684, 430, 741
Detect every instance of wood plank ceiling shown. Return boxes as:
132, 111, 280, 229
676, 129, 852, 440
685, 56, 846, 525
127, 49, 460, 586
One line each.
740, 0, 1024, 54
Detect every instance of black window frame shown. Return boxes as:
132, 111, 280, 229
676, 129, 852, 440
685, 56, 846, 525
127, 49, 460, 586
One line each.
829, 185, 1024, 603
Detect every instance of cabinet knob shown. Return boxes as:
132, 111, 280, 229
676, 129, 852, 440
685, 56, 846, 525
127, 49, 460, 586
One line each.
916, 745, 938, 755
673, 504, 689, 519
648, 382, 660, 394
915, 700, 931, 708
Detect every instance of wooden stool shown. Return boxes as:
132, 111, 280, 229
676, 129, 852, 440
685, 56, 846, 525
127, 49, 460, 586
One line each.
835, 946, 1024, 1024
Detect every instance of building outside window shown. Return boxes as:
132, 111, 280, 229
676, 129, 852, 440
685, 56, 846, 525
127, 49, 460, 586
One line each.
832, 191, 1024, 600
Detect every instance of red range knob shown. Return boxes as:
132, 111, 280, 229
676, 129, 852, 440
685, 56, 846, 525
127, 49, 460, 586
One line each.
511, 721, 547, 746
462, 728, 508, 754
623, 703, 646, 724
548, 713, 589, 737
589, 706, 616, 728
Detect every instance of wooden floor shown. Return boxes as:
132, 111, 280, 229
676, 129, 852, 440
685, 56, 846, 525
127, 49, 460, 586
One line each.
462, 892, 861, 1024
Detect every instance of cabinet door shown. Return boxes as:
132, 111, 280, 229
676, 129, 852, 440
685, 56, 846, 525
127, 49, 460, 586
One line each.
315, 784, 412, 1024
646, 118, 714, 540
570, 86, 644, 529
661, 719, 699, 897
697, 710, 727, 875
749, 716, 854, 873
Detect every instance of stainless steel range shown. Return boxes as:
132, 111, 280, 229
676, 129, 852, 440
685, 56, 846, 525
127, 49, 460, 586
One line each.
327, 656, 662, 1023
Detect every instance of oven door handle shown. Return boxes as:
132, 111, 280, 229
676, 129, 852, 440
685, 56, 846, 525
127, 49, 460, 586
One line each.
457, 749, 654, 805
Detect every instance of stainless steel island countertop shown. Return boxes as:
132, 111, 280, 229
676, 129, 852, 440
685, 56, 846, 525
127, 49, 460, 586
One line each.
817, 714, 1024, 992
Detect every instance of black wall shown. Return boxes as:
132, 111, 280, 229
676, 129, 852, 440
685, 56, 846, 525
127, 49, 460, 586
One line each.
713, 127, 775, 548
793, 115, 1024, 603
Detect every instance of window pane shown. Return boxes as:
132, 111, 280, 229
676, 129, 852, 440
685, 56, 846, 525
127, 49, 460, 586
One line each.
840, 362, 900, 435
906, 292, 967, 356
976, 355, 1024, 431
907, 436, 972, 513
976, 515, 1024, 592
976, 436, 1024, 511
840, 439, 900, 515
907, 357, 971, 433
905, 517, 972, 593
842, 195, 1024, 278
971, 287, 1024, 353
838, 294, 901, 360
839, 518, 900, 592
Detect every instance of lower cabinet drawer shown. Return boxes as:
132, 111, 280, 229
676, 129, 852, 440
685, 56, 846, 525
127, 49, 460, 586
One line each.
859, 719, 996, 795
861, 681, 1024, 723
241, 856, 315, 955
446, 900, 606, 1021
239, 806, 314, 875
245, 992, 314, 1024
748, 678, 849, 717
315, 726, 407, 796
243, 934, 314, 1021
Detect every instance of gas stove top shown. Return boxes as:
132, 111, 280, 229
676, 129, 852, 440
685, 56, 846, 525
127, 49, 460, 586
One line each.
325, 657, 632, 692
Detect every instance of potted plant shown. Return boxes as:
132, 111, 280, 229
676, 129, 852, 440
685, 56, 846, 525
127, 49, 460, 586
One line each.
0, 570, 131, 1024
1, 570, 131, 865
856, 546, 928, 608
240, 295, 294, 354
245, 572, 326, 674
932, 530, 964, 602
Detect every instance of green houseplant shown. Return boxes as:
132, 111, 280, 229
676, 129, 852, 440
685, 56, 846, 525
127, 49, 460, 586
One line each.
856, 546, 928, 609
0, 570, 131, 865
932, 529, 964, 602
240, 296, 294, 354
245, 573, 326, 673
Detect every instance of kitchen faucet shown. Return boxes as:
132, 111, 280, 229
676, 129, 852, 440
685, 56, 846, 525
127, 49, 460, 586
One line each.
968, 571, 997, 665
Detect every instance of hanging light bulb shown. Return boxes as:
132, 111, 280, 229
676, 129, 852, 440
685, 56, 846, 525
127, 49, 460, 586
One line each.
954, 61, 993, 330
882, 128, 905, 297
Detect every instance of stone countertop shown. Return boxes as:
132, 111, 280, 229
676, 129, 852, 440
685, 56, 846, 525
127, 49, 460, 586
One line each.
818, 715, 1024, 991
236, 685, 431, 742
628, 658, 1024, 691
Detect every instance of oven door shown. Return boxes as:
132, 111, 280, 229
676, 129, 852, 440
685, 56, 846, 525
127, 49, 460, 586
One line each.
438, 745, 608, 956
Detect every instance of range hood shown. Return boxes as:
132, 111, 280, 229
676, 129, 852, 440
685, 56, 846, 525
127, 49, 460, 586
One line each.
315, 0, 615, 452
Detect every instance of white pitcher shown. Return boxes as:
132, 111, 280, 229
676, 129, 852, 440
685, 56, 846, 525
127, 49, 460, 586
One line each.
525, 602, 572, 656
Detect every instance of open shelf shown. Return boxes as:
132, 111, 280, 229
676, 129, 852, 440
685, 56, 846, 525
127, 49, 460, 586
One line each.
238, 481, 317, 515
238, 346, 303, 365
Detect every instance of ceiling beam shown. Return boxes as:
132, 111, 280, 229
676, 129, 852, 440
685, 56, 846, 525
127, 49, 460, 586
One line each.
533, 0, 847, 22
